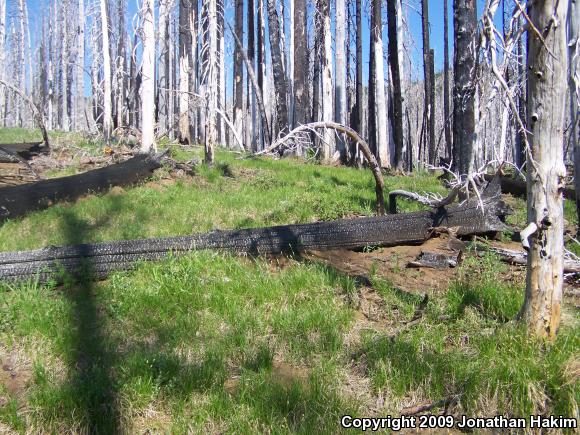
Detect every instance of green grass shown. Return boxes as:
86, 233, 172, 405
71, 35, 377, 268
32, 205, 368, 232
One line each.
0, 136, 577, 432
0, 149, 445, 252
359, 253, 579, 418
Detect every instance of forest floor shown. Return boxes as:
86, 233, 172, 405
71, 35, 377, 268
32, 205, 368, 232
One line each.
0, 129, 578, 433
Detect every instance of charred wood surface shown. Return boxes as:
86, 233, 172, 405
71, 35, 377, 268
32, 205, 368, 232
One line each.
0, 142, 47, 159
0, 154, 162, 223
0, 182, 511, 282
483, 174, 576, 200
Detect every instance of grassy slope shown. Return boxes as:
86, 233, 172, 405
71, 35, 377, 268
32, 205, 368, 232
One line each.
0, 139, 578, 433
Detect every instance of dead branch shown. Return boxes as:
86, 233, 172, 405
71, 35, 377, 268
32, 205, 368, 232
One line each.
256, 121, 386, 215
0, 79, 50, 148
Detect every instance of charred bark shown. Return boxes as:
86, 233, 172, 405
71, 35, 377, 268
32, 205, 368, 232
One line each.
0, 154, 162, 223
387, 0, 404, 170
0, 142, 47, 159
0, 181, 510, 282
266, 0, 289, 139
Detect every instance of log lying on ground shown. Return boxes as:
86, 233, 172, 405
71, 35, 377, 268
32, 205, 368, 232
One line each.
0, 153, 162, 223
0, 142, 47, 159
483, 174, 576, 200
0, 180, 511, 282
479, 245, 580, 273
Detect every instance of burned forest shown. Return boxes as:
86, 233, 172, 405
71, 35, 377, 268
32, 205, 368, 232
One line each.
0, 0, 577, 432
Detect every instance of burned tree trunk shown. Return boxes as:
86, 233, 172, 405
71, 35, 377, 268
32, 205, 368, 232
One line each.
387, 0, 404, 170
452, 0, 477, 175
520, 0, 568, 340
421, 0, 435, 164
293, 0, 309, 129
233, 0, 244, 141
443, 0, 452, 159
267, 0, 289, 139
0, 154, 163, 223
0, 181, 510, 282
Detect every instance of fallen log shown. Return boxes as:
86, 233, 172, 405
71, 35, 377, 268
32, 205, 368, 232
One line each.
0, 153, 162, 223
0, 142, 47, 159
0, 180, 511, 282
483, 174, 576, 200
480, 246, 580, 273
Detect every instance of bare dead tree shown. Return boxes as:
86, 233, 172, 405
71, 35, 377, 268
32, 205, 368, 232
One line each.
520, 0, 568, 339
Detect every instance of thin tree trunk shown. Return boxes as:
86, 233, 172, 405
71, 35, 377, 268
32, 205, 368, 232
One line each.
100, 0, 113, 142
452, 0, 477, 175
520, 0, 568, 340
233, 0, 244, 143
371, 0, 389, 167
266, 0, 289, 140
293, 0, 308, 128
257, 0, 266, 149
421, 0, 434, 164
247, 0, 256, 148
443, 0, 451, 159
158, 0, 169, 134
0, 0, 6, 127
352, 0, 363, 161
140, 0, 156, 152
320, 0, 335, 160
203, 0, 218, 163
312, 6, 321, 127
570, 0, 580, 235
335, 0, 347, 161
387, 0, 404, 170
179, 0, 192, 144
76, 0, 85, 131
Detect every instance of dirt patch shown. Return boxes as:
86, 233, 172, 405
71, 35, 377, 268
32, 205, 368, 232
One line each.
224, 358, 310, 396
0, 348, 32, 403
304, 234, 461, 296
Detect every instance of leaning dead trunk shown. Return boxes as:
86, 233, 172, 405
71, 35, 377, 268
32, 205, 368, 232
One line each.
520, 0, 568, 340
0, 181, 510, 283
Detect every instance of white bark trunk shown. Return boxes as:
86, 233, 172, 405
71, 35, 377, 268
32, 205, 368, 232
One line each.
321, 1, 334, 160
522, 0, 568, 340
76, 0, 85, 131
100, 0, 113, 141
159, 0, 169, 134
288, 0, 294, 127
61, 6, 70, 131
373, 23, 389, 167
0, 0, 6, 126
140, 0, 156, 152
204, 0, 218, 163
335, 0, 347, 159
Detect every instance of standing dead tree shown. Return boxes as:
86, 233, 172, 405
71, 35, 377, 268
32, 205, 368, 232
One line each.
520, 0, 568, 339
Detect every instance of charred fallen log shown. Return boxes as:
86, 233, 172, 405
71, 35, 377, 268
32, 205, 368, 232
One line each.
483, 174, 576, 200
0, 153, 162, 223
0, 142, 47, 159
0, 180, 511, 282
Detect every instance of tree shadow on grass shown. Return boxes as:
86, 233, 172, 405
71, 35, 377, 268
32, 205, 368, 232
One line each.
53, 202, 123, 433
